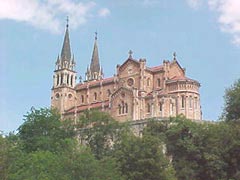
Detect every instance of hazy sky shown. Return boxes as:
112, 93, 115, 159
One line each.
1, 0, 240, 133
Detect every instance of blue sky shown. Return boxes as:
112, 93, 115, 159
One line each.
1, 0, 240, 133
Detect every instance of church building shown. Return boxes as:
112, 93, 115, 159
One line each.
51, 22, 202, 122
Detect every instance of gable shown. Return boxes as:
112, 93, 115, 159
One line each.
169, 61, 185, 78
118, 59, 140, 77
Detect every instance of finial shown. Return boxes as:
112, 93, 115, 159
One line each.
128, 50, 133, 59
95, 31, 97, 40
79, 76, 82, 83
66, 16, 69, 28
173, 52, 177, 60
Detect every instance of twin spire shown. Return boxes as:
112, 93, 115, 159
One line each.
86, 32, 103, 81
61, 17, 71, 62
55, 17, 75, 71
55, 17, 103, 81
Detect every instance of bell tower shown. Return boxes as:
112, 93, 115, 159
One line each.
51, 17, 77, 114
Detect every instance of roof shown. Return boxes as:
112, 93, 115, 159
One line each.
61, 25, 71, 61
65, 100, 109, 114
76, 77, 114, 90
90, 36, 100, 73
147, 65, 163, 72
167, 76, 199, 84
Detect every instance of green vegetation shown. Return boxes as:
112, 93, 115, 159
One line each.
222, 79, 240, 121
1, 80, 240, 179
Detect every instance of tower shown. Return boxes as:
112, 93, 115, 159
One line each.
85, 32, 103, 81
51, 18, 77, 114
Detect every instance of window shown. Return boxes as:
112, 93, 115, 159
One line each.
181, 96, 185, 108
147, 78, 150, 86
189, 96, 192, 108
159, 102, 163, 112
194, 97, 198, 108
94, 92, 97, 101
57, 75, 59, 85
118, 102, 128, 115
60, 73, 63, 84
147, 103, 151, 113
71, 75, 73, 86
68, 94, 72, 99
121, 101, 125, 114
55, 93, 60, 99
81, 95, 84, 103
157, 78, 161, 87
118, 104, 121, 114
67, 74, 69, 85
107, 89, 111, 97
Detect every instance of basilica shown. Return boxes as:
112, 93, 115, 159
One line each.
51, 22, 202, 122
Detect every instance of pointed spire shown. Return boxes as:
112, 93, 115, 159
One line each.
90, 32, 100, 73
61, 16, 71, 61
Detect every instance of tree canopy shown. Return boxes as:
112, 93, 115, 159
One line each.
2, 102, 240, 179
222, 78, 240, 121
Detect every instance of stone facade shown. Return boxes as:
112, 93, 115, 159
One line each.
51, 24, 202, 122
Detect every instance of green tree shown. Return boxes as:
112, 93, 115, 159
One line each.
161, 116, 227, 180
222, 79, 240, 121
77, 110, 128, 159
113, 132, 176, 180
18, 108, 75, 153
0, 134, 9, 180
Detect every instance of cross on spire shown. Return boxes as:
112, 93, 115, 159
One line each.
128, 50, 133, 59
66, 16, 69, 28
95, 31, 98, 40
173, 52, 177, 60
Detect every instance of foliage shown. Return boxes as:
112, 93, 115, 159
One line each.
113, 131, 176, 180
222, 79, 240, 121
3, 107, 240, 179
18, 108, 75, 153
77, 110, 128, 159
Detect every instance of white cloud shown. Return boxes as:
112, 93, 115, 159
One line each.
98, 8, 110, 17
186, 0, 203, 9
186, 0, 240, 46
208, 0, 240, 45
0, 0, 109, 34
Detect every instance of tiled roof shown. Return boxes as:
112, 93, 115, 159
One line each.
167, 76, 199, 84
170, 76, 193, 81
147, 65, 163, 72
76, 77, 114, 90
65, 100, 109, 114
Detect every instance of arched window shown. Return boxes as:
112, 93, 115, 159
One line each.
71, 75, 73, 86
122, 101, 125, 114
194, 97, 198, 108
125, 103, 128, 113
67, 74, 69, 85
189, 96, 192, 108
107, 89, 111, 97
60, 73, 63, 84
94, 92, 97, 101
118, 104, 122, 115
147, 78, 150, 86
181, 96, 185, 108
147, 103, 151, 113
81, 95, 84, 103
57, 74, 59, 85
159, 102, 163, 112
157, 78, 161, 87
